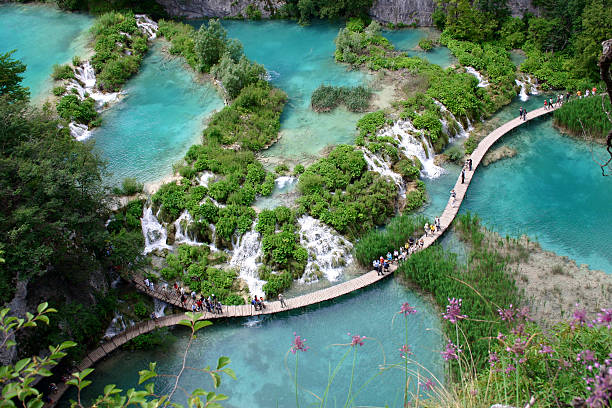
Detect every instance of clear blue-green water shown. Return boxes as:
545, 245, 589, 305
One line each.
190, 20, 370, 163
382, 29, 457, 69
0, 4, 92, 100
92, 42, 224, 186
66, 278, 444, 407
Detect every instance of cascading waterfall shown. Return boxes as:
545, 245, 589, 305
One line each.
141, 206, 171, 254
153, 298, 167, 318
104, 312, 127, 338
433, 100, 470, 140
377, 120, 446, 179
275, 176, 297, 189
298, 216, 353, 283
68, 122, 91, 141
515, 79, 529, 101
515, 73, 539, 101
173, 210, 202, 246
135, 14, 158, 40
465, 66, 490, 88
199, 171, 215, 187
361, 148, 406, 196
229, 229, 266, 297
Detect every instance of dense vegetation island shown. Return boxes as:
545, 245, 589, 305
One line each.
0, 0, 611, 407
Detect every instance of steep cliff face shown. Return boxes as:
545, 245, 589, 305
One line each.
155, 0, 539, 25
155, 0, 284, 19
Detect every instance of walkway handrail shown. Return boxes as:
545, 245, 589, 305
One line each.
47, 105, 556, 407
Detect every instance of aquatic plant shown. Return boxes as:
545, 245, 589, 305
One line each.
553, 95, 612, 140
310, 84, 372, 113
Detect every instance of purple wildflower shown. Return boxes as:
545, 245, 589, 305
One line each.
511, 324, 526, 336
400, 302, 417, 316
419, 377, 435, 391
516, 306, 531, 321
441, 340, 462, 361
489, 352, 499, 367
595, 308, 612, 328
348, 333, 366, 347
539, 344, 554, 355
399, 344, 413, 358
572, 305, 588, 329
498, 304, 516, 322
506, 337, 528, 357
505, 364, 516, 374
578, 350, 597, 364
291, 332, 309, 354
443, 298, 467, 324
585, 361, 612, 408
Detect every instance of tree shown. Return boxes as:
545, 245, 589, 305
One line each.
598, 39, 612, 176
0, 51, 29, 102
194, 19, 230, 73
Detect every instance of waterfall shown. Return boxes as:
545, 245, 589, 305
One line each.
153, 298, 167, 318
174, 210, 203, 246
135, 14, 158, 40
141, 206, 170, 254
377, 120, 445, 179
199, 171, 215, 187
229, 229, 266, 297
361, 148, 406, 196
74, 61, 96, 89
465, 66, 490, 88
104, 312, 127, 338
515, 79, 529, 101
515, 74, 539, 101
298, 216, 353, 283
433, 100, 470, 139
275, 176, 297, 189
68, 122, 92, 141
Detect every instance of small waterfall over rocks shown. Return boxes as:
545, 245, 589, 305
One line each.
141, 206, 171, 254
153, 298, 167, 318
68, 122, 92, 141
135, 14, 159, 40
173, 210, 204, 246
198, 171, 215, 187
465, 66, 490, 88
515, 74, 539, 101
298, 216, 353, 283
433, 100, 470, 140
361, 148, 406, 196
229, 229, 266, 297
377, 119, 446, 179
275, 176, 297, 189
104, 312, 127, 339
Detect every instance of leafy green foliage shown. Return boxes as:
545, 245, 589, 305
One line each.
354, 214, 428, 266
90, 11, 148, 92
152, 182, 187, 223
298, 145, 397, 238
279, 0, 373, 23
56, 94, 99, 125
418, 38, 434, 51
158, 19, 198, 69
0, 51, 29, 101
51, 64, 75, 80
194, 19, 243, 73
211, 54, 267, 100
310, 85, 372, 112
553, 96, 612, 140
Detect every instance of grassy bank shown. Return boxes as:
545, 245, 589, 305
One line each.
553, 95, 612, 140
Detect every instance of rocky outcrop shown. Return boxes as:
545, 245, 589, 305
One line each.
154, 0, 284, 19
155, 0, 539, 25
369, 0, 436, 26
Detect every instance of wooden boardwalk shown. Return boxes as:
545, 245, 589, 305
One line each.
48, 106, 555, 406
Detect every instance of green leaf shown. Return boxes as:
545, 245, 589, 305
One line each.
79, 368, 94, 379
60, 341, 77, 350
79, 380, 92, 389
210, 372, 221, 388
37, 303, 48, 314
193, 320, 212, 333
216, 356, 230, 370
26, 398, 43, 408
178, 319, 192, 328
14, 358, 32, 373
221, 368, 236, 380
37, 315, 49, 325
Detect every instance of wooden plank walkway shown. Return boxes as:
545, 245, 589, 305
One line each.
47, 106, 555, 407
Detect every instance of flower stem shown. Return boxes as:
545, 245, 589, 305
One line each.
343, 348, 357, 408
295, 352, 300, 408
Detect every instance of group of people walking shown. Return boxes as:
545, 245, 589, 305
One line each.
371, 217, 443, 275
522, 87, 599, 118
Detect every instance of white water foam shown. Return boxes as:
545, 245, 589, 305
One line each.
174, 210, 204, 246
275, 176, 297, 189
104, 312, 127, 338
199, 171, 215, 187
298, 216, 353, 283
142, 206, 171, 254
135, 14, 158, 40
377, 120, 446, 179
68, 122, 92, 141
361, 148, 406, 196
153, 298, 167, 318
465, 66, 490, 88
433, 100, 470, 140
229, 229, 266, 297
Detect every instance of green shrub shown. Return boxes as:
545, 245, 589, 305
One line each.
262, 272, 292, 297
120, 177, 144, 195
418, 38, 434, 51
133, 300, 149, 319
445, 145, 465, 163
293, 164, 305, 175
51, 64, 74, 80
311, 84, 372, 112
56, 95, 98, 125
52, 86, 66, 96
274, 163, 290, 174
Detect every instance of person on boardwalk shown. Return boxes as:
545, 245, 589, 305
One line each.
522, 108, 527, 121
215, 301, 223, 314
468, 158, 472, 170
435, 216, 441, 232
450, 189, 456, 206
461, 169, 465, 184
544, 99, 547, 110
424, 222, 429, 237
430, 224, 435, 236
279, 293, 287, 308
144, 277, 150, 289
519, 106, 524, 119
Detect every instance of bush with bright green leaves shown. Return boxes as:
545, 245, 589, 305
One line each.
354, 214, 428, 266
158, 19, 198, 69
418, 38, 434, 51
310, 84, 372, 112
90, 11, 148, 92
194, 19, 243, 73
151, 182, 187, 223
403, 180, 427, 212
211, 54, 267, 100
297, 145, 397, 238
51, 64, 74, 80
56, 94, 99, 126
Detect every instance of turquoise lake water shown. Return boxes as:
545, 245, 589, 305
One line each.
382, 28, 457, 69
91, 42, 224, 186
0, 4, 92, 100
67, 278, 444, 407
190, 20, 370, 164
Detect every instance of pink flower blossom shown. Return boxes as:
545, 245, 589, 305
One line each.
539, 344, 554, 355
577, 350, 596, 363
443, 298, 467, 324
291, 332, 309, 354
400, 302, 417, 316
505, 364, 516, 374
489, 352, 499, 367
419, 377, 435, 391
441, 340, 462, 361
595, 308, 612, 328
348, 333, 366, 347
399, 344, 413, 358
